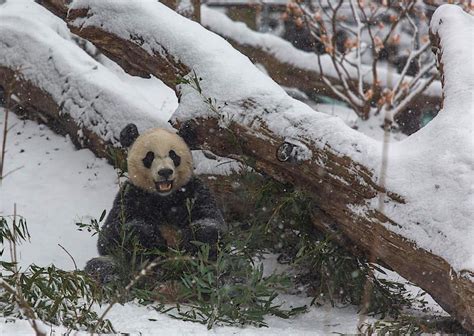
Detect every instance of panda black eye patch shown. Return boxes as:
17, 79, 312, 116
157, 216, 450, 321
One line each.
142, 151, 155, 168
169, 150, 181, 167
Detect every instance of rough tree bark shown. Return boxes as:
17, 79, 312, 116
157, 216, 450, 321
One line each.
3, 1, 473, 331
0, 67, 110, 158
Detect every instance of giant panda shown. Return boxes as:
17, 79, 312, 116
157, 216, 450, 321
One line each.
85, 123, 225, 283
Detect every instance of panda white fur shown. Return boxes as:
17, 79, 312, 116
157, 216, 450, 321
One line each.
85, 124, 224, 283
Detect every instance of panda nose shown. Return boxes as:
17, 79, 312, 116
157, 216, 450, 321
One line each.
158, 168, 173, 179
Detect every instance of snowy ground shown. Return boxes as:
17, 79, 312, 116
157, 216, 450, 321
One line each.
0, 112, 116, 270
0, 295, 365, 336
0, 110, 445, 335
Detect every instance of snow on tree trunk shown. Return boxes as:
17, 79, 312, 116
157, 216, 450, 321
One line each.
0, 0, 171, 158
9, 0, 474, 331
200, 6, 443, 133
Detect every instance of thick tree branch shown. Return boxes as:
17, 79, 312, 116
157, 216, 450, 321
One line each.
200, 6, 442, 132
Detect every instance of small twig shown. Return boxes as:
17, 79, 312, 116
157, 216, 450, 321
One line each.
391, 42, 431, 98
9, 204, 19, 275
91, 257, 160, 335
58, 244, 78, 271
0, 279, 47, 336
0, 85, 11, 181
349, 0, 364, 97
1, 165, 25, 180
1, 67, 25, 181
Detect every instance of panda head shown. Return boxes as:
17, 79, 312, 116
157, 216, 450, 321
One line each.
120, 124, 193, 196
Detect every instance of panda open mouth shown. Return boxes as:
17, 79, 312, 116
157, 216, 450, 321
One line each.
155, 180, 173, 193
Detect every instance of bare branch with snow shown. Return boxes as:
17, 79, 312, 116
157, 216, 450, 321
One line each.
290, 0, 438, 124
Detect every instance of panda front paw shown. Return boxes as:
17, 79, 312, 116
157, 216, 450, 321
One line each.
190, 219, 220, 244
125, 219, 167, 251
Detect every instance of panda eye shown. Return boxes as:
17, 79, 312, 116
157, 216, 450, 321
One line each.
169, 150, 181, 167
142, 151, 155, 168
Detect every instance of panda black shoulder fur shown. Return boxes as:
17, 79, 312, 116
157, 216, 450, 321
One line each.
85, 123, 225, 283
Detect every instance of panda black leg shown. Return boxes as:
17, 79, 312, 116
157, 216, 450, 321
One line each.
84, 256, 119, 284
189, 220, 220, 260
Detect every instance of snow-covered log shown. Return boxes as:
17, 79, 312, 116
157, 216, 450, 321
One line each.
200, 6, 442, 132
12, 0, 474, 330
36, 0, 443, 127
0, 1, 172, 158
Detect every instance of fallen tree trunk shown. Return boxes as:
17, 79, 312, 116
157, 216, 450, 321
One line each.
0, 67, 108, 159
200, 6, 442, 134
37, 0, 442, 134
8, 0, 474, 331
0, 1, 172, 159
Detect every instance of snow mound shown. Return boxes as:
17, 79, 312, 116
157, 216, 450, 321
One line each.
384, 5, 474, 272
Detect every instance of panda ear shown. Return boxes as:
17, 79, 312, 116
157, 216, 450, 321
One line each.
120, 123, 139, 148
177, 121, 199, 149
